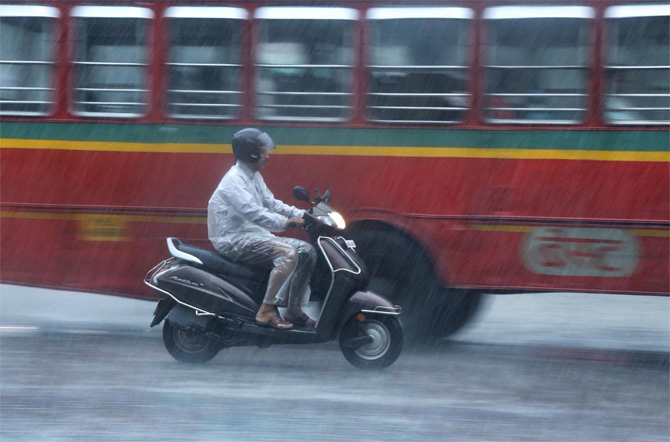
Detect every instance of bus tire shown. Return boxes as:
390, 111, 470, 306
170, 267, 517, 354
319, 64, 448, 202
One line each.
347, 228, 440, 340
425, 290, 483, 339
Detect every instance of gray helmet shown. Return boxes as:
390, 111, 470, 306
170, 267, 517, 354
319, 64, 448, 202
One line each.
232, 128, 275, 163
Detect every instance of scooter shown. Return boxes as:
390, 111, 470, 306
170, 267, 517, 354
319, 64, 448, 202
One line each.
144, 186, 403, 370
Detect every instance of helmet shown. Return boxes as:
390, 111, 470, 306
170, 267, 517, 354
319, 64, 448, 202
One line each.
232, 128, 275, 163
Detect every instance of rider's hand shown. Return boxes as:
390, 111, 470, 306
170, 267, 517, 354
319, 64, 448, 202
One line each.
287, 216, 305, 229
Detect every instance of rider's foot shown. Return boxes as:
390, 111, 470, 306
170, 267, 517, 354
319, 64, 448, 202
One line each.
256, 304, 293, 330
284, 308, 316, 328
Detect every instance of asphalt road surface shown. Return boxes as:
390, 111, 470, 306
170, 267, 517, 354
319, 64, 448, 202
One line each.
1, 285, 668, 442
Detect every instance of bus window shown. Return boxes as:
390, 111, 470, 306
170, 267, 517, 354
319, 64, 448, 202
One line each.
0, 5, 58, 117
483, 6, 594, 125
366, 7, 472, 124
165, 7, 245, 120
71, 6, 152, 118
604, 5, 670, 125
255, 7, 357, 122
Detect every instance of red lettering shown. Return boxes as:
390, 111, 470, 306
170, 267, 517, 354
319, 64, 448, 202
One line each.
537, 243, 565, 268
593, 245, 622, 272
565, 243, 600, 268
525, 228, 635, 277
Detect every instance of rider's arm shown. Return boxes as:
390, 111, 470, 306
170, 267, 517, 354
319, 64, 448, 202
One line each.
258, 175, 304, 219
223, 175, 290, 232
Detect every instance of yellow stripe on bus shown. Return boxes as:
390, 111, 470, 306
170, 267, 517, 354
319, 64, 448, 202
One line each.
632, 229, 670, 238
471, 224, 533, 233
0, 211, 204, 241
0, 211, 206, 224
2, 211, 667, 239
472, 223, 670, 238
0, 138, 229, 154
281, 145, 669, 162
1, 138, 668, 162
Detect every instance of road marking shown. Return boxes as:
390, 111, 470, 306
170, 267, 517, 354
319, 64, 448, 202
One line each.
0, 326, 39, 333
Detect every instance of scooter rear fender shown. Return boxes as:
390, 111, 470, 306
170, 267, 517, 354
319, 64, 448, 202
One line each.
150, 298, 176, 327
338, 291, 401, 329
165, 304, 216, 332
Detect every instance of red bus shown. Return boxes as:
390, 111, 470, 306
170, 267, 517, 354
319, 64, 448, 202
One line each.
1, 1, 668, 338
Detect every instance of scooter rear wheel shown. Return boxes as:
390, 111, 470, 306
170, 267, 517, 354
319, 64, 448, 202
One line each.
162, 320, 221, 363
339, 316, 403, 370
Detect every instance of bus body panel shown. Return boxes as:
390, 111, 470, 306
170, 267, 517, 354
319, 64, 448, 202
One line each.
0, 0, 667, 302
1, 123, 667, 297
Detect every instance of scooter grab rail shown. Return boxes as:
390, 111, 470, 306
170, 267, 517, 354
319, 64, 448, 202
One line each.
143, 258, 173, 287
143, 258, 218, 319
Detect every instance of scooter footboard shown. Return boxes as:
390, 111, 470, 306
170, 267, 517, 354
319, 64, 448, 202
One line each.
338, 291, 401, 328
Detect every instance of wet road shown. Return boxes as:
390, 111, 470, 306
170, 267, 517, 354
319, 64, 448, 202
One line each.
1, 285, 668, 442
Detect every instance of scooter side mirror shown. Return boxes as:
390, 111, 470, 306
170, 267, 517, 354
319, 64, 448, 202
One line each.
293, 186, 310, 202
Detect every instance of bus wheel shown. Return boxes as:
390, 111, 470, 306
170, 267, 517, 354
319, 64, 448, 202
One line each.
348, 227, 482, 342
425, 290, 483, 339
347, 228, 440, 340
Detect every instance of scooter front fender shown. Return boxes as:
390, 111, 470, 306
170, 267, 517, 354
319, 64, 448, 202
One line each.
339, 291, 401, 327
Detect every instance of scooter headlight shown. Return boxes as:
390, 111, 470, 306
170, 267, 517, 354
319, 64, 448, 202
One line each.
316, 215, 334, 227
329, 211, 346, 230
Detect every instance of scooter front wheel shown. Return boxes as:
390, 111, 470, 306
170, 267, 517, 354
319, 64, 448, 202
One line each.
339, 316, 403, 370
162, 320, 221, 363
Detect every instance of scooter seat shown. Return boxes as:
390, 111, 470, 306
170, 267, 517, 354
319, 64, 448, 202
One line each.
175, 241, 270, 282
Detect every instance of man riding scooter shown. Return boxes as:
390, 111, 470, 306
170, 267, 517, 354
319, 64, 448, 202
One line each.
147, 136, 404, 368
207, 128, 317, 330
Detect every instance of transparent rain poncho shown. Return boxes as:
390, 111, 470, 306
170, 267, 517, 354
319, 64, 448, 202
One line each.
208, 161, 316, 306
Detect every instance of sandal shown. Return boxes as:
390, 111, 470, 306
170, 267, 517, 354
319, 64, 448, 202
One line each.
256, 307, 293, 330
284, 311, 316, 328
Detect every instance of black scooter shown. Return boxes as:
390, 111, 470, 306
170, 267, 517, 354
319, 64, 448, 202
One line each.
144, 186, 403, 370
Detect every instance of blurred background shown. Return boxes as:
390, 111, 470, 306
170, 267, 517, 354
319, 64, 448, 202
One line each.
1, 1, 668, 441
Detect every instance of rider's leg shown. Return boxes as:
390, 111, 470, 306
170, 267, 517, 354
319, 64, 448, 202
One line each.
281, 238, 317, 324
227, 238, 299, 326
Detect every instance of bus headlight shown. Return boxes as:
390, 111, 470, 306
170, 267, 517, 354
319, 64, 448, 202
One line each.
329, 211, 346, 230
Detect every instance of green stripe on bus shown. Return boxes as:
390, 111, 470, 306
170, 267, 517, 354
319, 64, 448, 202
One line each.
3, 138, 667, 161
0, 122, 668, 152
